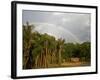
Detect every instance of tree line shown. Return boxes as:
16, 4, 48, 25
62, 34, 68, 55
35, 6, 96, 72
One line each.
23, 22, 91, 69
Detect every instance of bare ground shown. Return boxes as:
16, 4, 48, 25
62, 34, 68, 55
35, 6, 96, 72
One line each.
48, 62, 90, 68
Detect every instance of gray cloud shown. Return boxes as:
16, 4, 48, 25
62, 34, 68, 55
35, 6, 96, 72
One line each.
23, 10, 91, 43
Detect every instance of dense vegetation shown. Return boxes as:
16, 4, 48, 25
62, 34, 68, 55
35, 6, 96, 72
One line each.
23, 22, 91, 69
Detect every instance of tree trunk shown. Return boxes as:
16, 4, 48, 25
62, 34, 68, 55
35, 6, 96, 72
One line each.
58, 46, 62, 66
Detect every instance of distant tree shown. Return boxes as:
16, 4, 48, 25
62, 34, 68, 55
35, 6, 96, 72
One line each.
80, 42, 91, 62
63, 43, 75, 61
72, 43, 80, 58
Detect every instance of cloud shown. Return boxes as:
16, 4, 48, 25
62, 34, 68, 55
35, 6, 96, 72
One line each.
23, 10, 91, 43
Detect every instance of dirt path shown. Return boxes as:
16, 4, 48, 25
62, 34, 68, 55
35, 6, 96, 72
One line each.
61, 62, 90, 67
48, 62, 90, 68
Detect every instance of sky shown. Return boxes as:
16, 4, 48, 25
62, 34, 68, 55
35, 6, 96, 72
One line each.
22, 10, 91, 43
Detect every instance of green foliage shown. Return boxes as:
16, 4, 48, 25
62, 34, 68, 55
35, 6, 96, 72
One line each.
63, 43, 75, 61
80, 42, 91, 61
62, 42, 91, 62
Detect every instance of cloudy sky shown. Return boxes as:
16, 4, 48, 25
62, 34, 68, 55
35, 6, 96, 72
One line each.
22, 10, 91, 43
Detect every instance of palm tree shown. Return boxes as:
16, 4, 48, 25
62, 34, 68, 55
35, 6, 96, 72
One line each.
23, 22, 35, 69
57, 39, 65, 66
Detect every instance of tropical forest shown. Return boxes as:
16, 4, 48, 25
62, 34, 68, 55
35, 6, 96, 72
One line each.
23, 22, 91, 69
